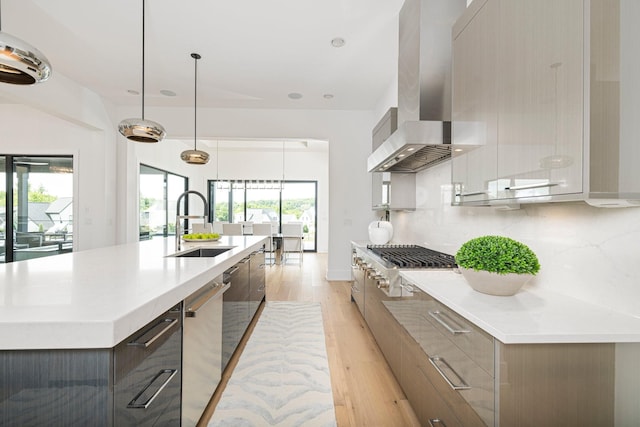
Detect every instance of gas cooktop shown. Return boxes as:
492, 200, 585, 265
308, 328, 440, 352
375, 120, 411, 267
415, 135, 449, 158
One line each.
367, 244, 457, 269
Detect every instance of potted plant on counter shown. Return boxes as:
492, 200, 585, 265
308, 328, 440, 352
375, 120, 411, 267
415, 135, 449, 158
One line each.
455, 235, 540, 296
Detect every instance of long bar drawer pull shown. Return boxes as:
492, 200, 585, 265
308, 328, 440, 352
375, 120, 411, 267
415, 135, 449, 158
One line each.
504, 182, 559, 191
456, 191, 487, 197
128, 318, 178, 348
429, 356, 471, 390
185, 283, 230, 317
429, 419, 447, 427
127, 369, 178, 409
428, 311, 470, 335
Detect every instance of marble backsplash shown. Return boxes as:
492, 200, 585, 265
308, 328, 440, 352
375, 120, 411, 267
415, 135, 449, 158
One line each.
391, 161, 640, 318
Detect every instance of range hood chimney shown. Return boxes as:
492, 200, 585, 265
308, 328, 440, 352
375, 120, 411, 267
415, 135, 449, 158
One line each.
368, 0, 466, 173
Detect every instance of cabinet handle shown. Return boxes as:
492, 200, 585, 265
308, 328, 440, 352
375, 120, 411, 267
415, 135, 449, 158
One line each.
351, 284, 360, 293
504, 182, 559, 191
225, 266, 240, 275
456, 191, 487, 197
185, 283, 229, 317
429, 419, 447, 427
429, 356, 471, 390
127, 369, 178, 409
428, 311, 470, 335
128, 318, 178, 348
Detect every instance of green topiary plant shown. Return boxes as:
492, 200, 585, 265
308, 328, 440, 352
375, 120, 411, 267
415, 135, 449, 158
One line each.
455, 235, 540, 275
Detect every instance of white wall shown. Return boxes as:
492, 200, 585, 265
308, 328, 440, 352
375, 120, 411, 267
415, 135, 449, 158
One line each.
0, 74, 118, 252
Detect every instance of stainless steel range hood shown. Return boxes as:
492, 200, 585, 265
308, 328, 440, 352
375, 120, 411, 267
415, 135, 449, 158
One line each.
368, 0, 466, 173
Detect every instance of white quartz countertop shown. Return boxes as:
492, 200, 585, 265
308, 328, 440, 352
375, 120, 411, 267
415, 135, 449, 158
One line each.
400, 270, 640, 344
0, 236, 266, 350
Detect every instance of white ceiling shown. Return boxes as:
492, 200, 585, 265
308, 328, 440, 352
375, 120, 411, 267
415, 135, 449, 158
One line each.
3, 0, 403, 111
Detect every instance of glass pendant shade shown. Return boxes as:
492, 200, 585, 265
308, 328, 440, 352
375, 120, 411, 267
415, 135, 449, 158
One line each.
0, 31, 52, 85
180, 149, 210, 164
118, 118, 166, 143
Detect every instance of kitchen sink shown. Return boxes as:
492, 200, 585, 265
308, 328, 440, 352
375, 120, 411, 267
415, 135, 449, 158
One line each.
173, 248, 232, 257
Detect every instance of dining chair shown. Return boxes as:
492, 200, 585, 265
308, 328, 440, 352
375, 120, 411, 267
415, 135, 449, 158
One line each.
239, 221, 253, 235
191, 223, 212, 234
211, 221, 227, 235
222, 223, 244, 236
252, 223, 275, 265
281, 222, 303, 264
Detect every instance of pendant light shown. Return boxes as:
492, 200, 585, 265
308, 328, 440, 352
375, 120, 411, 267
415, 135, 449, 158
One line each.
180, 53, 210, 164
0, 0, 52, 84
118, 0, 166, 143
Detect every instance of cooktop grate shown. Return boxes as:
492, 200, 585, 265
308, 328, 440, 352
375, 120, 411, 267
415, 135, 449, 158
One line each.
367, 244, 457, 268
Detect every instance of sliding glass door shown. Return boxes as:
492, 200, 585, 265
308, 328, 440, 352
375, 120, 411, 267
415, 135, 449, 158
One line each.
1, 155, 74, 263
209, 180, 317, 251
281, 182, 317, 251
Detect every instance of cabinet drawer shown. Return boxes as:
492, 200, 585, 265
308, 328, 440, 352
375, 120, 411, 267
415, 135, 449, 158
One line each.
425, 299, 494, 376
401, 331, 463, 427
388, 287, 494, 426
114, 304, 182, 426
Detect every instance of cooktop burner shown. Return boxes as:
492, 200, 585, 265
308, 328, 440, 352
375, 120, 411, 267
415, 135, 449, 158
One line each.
367, 244, 457, 269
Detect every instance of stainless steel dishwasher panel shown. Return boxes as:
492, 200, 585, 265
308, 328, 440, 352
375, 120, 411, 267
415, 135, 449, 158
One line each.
182, 276, 228, 426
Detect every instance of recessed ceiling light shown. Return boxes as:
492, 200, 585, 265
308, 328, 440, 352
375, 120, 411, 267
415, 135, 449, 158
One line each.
288, 92, 303, 100
160, 89, 176, 97
323, 94, 334, 99
127, 89, 140, 95
331, 37, 346, 48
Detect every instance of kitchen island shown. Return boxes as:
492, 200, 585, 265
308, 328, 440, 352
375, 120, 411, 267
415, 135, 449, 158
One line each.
0, 236, 267, 426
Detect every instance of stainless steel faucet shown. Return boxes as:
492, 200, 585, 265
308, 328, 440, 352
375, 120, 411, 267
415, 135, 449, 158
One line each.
175, 190, 209, 251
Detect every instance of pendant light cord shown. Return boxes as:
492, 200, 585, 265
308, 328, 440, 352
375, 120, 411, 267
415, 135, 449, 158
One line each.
194, 54, 198, 151
141, 0, 146, 120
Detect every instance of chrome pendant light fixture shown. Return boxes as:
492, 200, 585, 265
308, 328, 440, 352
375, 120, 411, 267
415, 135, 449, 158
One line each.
181, 53, 210, 164
118, 0, 166, 143
0, 0, 52, 84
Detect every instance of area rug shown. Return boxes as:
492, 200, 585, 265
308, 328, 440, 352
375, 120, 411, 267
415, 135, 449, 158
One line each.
208, 301, 337, 427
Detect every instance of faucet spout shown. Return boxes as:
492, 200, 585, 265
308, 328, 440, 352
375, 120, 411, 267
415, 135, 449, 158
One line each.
176, 190, 209, 251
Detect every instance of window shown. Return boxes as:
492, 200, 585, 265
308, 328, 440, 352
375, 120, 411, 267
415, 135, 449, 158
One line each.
1, 155, 74, 264
139, 164, 188, 240
208, 180, 317, 251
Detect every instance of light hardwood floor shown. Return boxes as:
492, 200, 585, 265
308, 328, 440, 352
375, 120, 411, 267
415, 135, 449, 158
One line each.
200, 253, 420, 426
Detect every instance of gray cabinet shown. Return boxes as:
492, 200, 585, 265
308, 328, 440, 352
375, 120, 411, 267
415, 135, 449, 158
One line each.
0, 304, 183, 427
451, 0, 498, 204
391, 278, 615, 426
371, 108, 416, 211
249, 249, 266, 319
454, 0, 640, 207
452, 0, 585, 205
363, 267, 401, 379
114, 304, 182, 426
222, 254, 265, 372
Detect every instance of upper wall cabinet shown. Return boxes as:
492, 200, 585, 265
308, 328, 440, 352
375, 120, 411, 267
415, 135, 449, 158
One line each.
452, 0, 640, 207
451, 0, 499, 204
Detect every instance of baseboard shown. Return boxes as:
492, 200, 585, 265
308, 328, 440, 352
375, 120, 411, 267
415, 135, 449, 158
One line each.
325, 269, 352, 282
